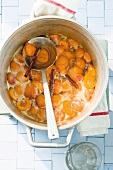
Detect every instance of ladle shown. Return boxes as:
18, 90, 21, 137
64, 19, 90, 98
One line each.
24, 37, 59, 139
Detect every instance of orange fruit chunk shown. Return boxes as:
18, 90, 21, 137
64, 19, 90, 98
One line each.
30, 70, 42, 81
50, 34, 61, 43
59, 39, 69, 50
75, 48, 85, 58
63, 100, 75, 115
7, 72, 16, 85
75, 58, 86, 69
83, 52, 92, 63
16, 70, 29, 83
84, 73, 96, 89
63, 50, 75, 59
87, 64, 96, 77
68, 66, 83, 82
16, 98, 31, 111
28, 106, 37, 116
35, 94, 45, 108
37, 48, 49, 63
67, 38, 79, 49
53, 79, 62, 94
9, 87, 18, 101
25, 42, 37, 57
14, 84, 23, 95
10, 60, 21, 72
24, 83, 38, 99
52, 94, 61, 109
62, 79, 72, 91
56, 45, 65, 56
16, 53, 25, 63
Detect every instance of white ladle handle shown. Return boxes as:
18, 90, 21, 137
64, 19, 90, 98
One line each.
42, 71, 59, 139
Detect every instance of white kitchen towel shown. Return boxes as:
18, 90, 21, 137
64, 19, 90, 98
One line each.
30, 0, 80, 19
76, 40, 110, 136
77, 93, 110, 136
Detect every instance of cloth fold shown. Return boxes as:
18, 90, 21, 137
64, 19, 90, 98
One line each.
77, 93, 110, 136
30, 0, 80, 19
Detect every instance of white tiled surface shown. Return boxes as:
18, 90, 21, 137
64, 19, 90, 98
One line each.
87, 1, 104, 17
0, 0, 113, 170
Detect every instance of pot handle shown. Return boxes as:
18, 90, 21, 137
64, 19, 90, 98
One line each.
25, 125, 74, 148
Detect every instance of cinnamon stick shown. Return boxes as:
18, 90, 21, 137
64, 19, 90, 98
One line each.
65, 74, 79, 89
50, 69, 54, 95
24, 49, 40, 77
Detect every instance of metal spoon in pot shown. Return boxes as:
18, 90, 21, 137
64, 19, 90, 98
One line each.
24, 37, 59, 139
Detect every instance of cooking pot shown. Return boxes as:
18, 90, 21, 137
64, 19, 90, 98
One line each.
0, 16, 108, 147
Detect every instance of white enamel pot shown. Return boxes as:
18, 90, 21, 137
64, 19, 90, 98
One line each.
0, 16, 108, 147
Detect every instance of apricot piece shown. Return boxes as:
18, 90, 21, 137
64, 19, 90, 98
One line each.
16, 53, 25, 63
59, 39, 69, 50
56, 45, 65, 56
32, 81, 44, 93
51, 94, 61, 109
30, 70, 42, 81
37, 48, 49, 63
71, 102, 84, 112
87, 64, 96, 77
63, 100, 71, 114
84, 73, 96, 89
55, 55, 69, 69
36, 108, 46, 122
75, 48, 85, 58
16, 98, 31, 111
54, 109, 65, 122
53, 79, 62, 94
63, 50, 75, 60
35, 94, 45, 108
50, 34, 61, 43
75, 58, 86, 69
28, 106, 37, 116
63, 100, 75, 115
9, 87, 18, 101
25, 42, 37, 57
14, 84, 23, 95
7, 72, 16, 85
62, 79, 72, 91
71, 85, 78, 94
24, 83, 38, 99
55, 55, 69, 73
57, 66, 68, 74
83, 52, 92, 63
16, 70, 29, 83
68, 66, 83, 82
67, 38, 79, 49
10, 60, 21, 72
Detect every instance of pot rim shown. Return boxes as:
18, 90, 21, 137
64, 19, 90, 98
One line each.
0, 15, 108, 130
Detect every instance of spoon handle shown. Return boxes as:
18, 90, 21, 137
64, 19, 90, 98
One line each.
42, 71, 59, 139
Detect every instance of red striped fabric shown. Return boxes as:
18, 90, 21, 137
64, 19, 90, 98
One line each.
90, 112, 109, 116
44, 0, 76, 15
